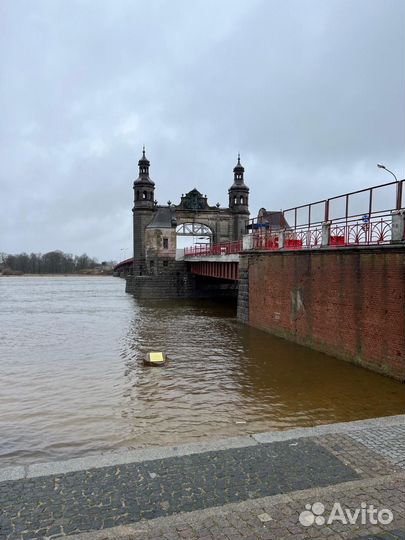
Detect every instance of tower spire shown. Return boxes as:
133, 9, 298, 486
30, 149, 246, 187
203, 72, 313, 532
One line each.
232, 153, 245, 184
135, 146, 153, 183
228, 154, 250, 239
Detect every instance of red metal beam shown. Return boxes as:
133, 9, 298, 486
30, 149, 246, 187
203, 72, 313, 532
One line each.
190, 261, 239, 281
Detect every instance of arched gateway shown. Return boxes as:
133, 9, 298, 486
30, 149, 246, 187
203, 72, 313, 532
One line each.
130, 149, 249, 279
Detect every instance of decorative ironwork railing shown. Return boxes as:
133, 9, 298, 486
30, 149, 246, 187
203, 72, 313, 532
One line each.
184, 179, 404, 257
330, 215, 393, 246
246, 214, 394, 251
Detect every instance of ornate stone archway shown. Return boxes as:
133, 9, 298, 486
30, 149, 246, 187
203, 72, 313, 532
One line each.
131, 151, 250, 276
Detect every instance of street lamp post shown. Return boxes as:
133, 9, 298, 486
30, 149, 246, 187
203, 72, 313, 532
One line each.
377, 163, 398, 182
377, 164, 402, 210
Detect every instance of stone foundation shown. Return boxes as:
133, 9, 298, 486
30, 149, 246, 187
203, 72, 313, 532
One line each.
126, 260, 237, 300
125, 261, 194, 299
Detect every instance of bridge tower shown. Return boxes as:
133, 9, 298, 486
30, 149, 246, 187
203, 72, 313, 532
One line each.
228, 154, 249, 240
132, 147, 155, 275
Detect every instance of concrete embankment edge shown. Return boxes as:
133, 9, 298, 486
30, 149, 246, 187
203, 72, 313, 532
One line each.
1, 414, 403, 483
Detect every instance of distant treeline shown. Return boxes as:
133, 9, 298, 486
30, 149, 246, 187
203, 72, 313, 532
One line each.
0, 251, 101, 274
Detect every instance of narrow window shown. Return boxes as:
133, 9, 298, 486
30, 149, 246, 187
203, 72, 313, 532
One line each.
143, 191, 147, 199
240, 196, 244, 204
163, 238, 169, 249
163, 260, 168, 267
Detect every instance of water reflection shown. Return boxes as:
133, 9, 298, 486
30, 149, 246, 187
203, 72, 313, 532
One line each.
0, 277, 403, 467
119, 298, 404, 448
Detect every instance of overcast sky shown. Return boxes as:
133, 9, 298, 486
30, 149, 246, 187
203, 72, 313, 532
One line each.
1, 0, 403, 261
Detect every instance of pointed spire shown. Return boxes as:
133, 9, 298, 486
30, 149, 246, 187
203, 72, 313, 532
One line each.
135, 145, 154, 185
233, 153, 245, 175
138, 145, 150, 168
229, 153, 248, 193
140, 145, 148, 162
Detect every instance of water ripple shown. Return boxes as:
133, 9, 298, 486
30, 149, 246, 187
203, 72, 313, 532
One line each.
0, 276, 403, 467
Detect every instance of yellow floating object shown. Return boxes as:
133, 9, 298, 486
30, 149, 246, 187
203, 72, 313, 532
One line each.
144, 352, 167, 366
150, 352, 164, 362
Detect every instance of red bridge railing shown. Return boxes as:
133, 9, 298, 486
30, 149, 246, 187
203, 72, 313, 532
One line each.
247, 179, 404, 249
184, 240, 242, 257
245, 214, 395, 251
184, 179, 404, 257
113, 257, 133, 271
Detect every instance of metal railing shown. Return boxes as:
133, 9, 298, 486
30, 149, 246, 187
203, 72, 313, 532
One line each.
183, 179, 404, 257
246, 179, 404, 250
184, 240, 242, 257
113, 257, 134, 271
248, 179, 403, 229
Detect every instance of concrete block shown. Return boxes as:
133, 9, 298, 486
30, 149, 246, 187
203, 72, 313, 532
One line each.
321, 221, 331, 247
391, 211, 405, 242
279, 230, 285, 249
242, 234, 253, 251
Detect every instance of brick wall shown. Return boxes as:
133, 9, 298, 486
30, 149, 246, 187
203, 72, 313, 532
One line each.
244, 246, 405, 381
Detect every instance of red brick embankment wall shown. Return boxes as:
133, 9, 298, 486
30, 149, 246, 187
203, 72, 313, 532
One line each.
242, 246, 405, 381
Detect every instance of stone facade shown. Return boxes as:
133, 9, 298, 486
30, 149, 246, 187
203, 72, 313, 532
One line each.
125, 261, 194, 299
128, 149, 250, 298
125, 261, 237, 299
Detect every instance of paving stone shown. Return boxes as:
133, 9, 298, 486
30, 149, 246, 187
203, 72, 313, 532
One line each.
347, 426, 405, 470
0, 438, 359, 539
1, 420, 405, 539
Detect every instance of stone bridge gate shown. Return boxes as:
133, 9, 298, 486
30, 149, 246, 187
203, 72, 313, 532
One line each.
126, 148, 250, 299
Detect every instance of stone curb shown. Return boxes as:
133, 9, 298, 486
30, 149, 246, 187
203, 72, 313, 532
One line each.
0, 414, 403, 483
251, 414, 405, 443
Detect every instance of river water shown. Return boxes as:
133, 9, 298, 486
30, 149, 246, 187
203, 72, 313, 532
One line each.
0, 276, 403, 467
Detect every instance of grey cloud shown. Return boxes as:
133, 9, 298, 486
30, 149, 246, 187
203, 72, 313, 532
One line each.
0, 0, 403, 260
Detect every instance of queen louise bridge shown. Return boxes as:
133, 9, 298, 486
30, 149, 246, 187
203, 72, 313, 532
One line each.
115, 150, 405, 381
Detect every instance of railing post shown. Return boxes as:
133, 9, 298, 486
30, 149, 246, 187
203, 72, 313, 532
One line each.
324, 200, 329, 222
321, 221, 331, 247
396, 180, 403, 210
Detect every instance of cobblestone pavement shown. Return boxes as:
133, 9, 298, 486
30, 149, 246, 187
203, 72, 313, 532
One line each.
0, 417, 404, 540
67, 473, 405, 540
347, 426, 405, 469
316, 433, 405, 480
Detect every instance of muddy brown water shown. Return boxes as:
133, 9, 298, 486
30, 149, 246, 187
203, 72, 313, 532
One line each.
0, 276, 403, 467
